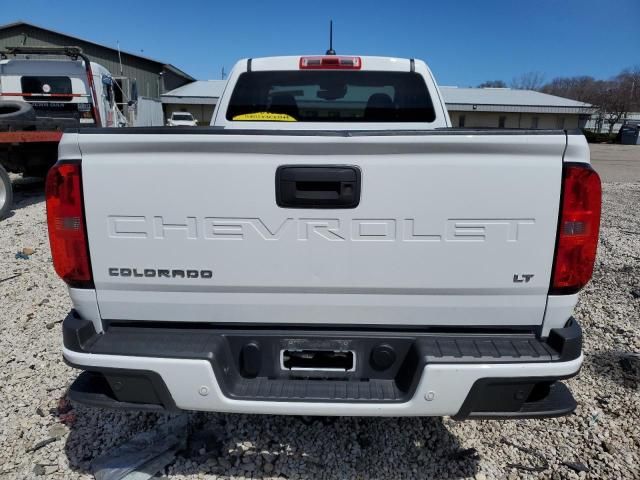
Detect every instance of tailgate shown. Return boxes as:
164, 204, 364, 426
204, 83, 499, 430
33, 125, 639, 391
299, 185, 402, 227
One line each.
78, 131, 565, 327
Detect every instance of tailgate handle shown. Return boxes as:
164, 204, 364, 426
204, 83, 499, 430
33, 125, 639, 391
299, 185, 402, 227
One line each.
276, 165, 361, 208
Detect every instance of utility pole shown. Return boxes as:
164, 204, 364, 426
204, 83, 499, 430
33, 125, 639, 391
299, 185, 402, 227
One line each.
117, 41, 123, 76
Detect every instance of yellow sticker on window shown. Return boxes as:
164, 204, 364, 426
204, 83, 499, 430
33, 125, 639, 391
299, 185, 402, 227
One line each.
232, 112, 297, 122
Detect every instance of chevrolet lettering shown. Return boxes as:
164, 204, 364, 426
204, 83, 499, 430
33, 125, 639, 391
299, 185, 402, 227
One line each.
107, 216, 536, 242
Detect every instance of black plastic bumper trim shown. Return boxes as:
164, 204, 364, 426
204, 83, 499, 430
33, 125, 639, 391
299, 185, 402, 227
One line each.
62, 311, 582, 405
65, 363, 177, 412
453, 374, 579, 420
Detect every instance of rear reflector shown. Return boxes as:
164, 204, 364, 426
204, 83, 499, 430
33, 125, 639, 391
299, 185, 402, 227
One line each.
299, 56, 362, 70
551, 163, 601, 294
45, 162, 93, 288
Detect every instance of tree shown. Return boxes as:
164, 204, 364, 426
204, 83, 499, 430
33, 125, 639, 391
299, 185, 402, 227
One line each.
598, 67, 640, 134
540, 66, 640, 134
511, 72, 545, 90
477, 80, 507, 88
597, 81, 628, 134
616, 66, 640, 111
540, 76, 601, 103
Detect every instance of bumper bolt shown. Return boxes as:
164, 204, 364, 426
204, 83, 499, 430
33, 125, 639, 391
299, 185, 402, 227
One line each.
198, 386, 210, 396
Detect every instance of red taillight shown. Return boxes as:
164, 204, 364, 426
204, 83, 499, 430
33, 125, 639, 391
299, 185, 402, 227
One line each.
299, 56, 362, 70
551, 163, 601, 294
45, 162, 93, 288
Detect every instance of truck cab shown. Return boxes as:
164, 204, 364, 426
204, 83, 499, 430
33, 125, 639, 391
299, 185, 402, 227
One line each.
212, 56, 450, 129
0, 56, 124, 128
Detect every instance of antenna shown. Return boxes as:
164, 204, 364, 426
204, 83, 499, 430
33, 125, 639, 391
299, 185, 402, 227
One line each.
326, 20, 336, 55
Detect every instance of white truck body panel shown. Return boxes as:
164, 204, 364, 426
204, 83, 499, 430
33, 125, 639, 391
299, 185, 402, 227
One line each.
75, 132, 564, 327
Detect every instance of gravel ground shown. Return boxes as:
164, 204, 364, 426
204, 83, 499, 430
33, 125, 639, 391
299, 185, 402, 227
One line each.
590, 145, 640, 183
0, 176, 639, 480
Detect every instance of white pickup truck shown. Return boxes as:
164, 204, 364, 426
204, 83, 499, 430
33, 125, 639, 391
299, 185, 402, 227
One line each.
49, 55, 601, 419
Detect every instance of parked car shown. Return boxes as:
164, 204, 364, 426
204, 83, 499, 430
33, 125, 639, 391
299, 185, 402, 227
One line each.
0, 46, 125, 218
50, 55, 600, 419
166, 111, 197, 126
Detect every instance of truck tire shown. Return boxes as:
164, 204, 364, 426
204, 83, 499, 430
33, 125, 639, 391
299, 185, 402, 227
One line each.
0, 100, 36, 121
0, 164, 13, 220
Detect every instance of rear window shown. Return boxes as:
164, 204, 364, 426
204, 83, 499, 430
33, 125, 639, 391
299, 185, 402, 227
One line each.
20, 76, 73, 101
173, 113, 193, 120
226, 71, 436, 122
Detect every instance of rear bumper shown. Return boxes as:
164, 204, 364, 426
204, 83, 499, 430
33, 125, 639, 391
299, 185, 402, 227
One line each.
62, 313, 583, 418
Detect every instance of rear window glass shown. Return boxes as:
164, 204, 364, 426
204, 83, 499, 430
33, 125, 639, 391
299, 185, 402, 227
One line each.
226, 71, 436, 123
173, 114, 193, 120
20, 76, 73, 101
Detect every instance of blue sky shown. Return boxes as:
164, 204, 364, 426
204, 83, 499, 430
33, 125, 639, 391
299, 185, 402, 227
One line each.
4, 0, 639, 86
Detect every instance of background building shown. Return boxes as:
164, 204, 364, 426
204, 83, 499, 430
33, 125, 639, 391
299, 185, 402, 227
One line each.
161, 80, 226, 124
441, 87, 594, 129
0, 21, 194, 112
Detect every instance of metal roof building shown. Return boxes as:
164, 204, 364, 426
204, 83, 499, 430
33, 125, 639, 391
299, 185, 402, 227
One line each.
440, 87, 594, 129
440, 87, 592, 113
161, 80, 227, 105
160, 80, 227, 124
0, 21, 195, 109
